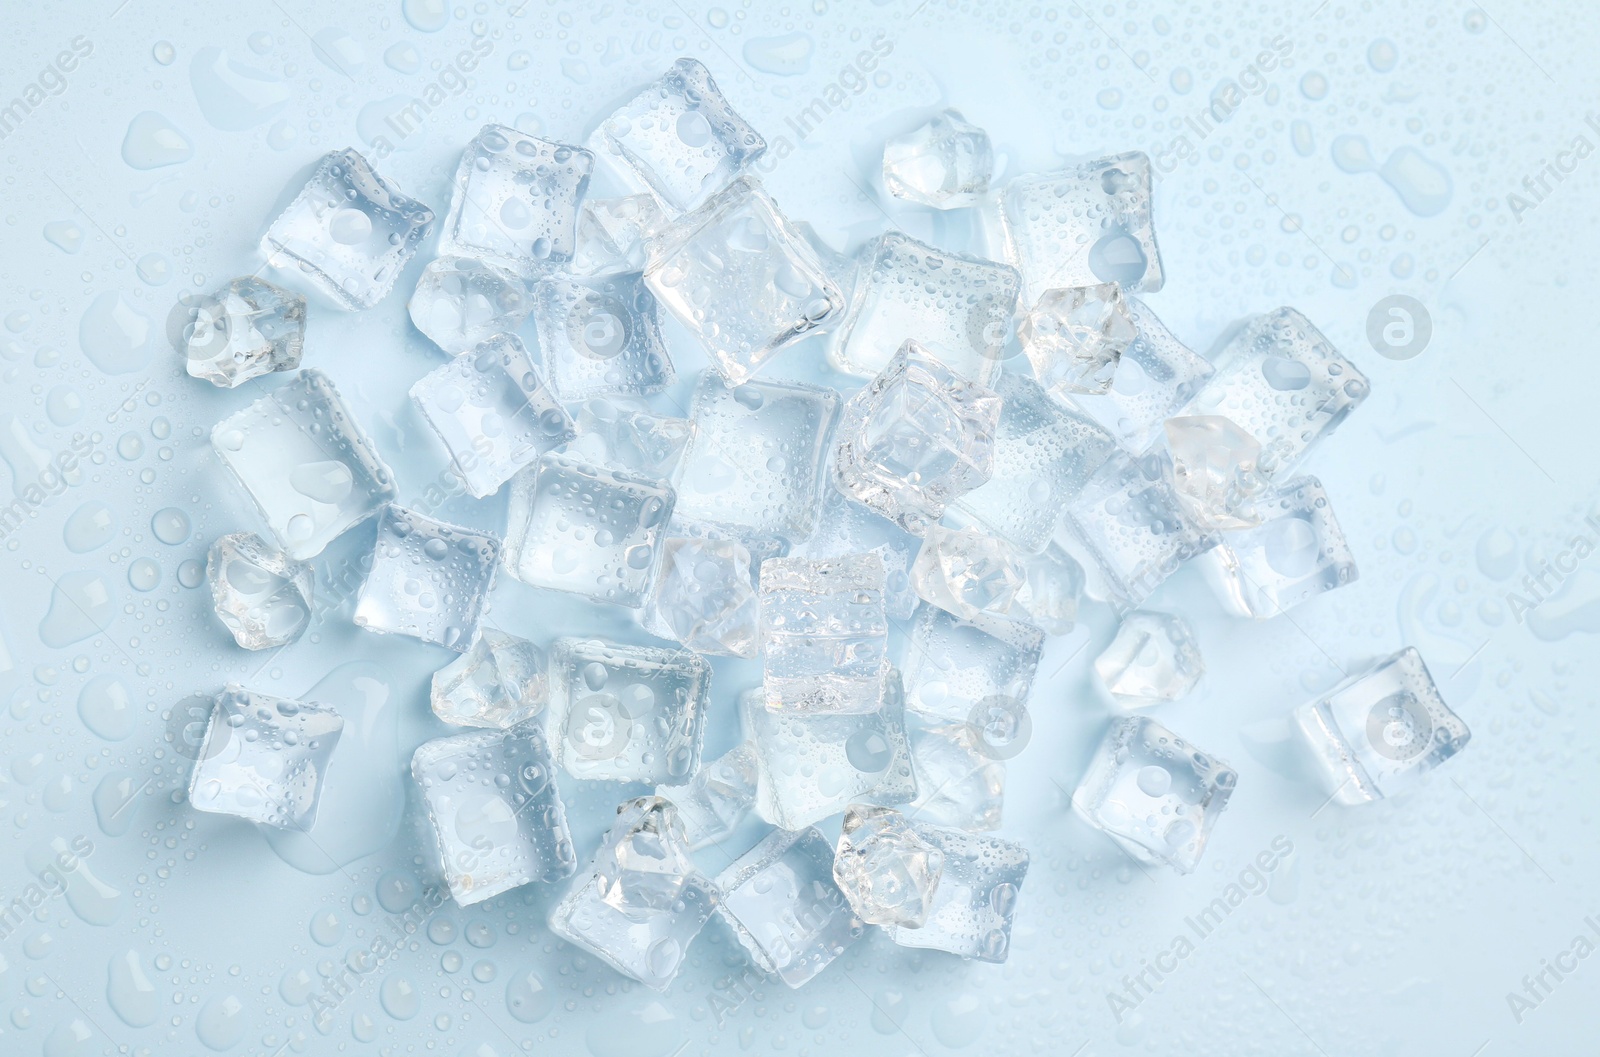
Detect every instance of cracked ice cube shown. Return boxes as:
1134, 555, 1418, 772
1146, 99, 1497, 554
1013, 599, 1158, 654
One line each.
1018, 283, 1137, 397
715, 826, 864, 989
828, 232, 1019, 385
1199, 475, 1359, 618
901, 604, 1044, 725
643, 536, 761, 658
530, 271, 675, 400
597, 57, 766, 215
1095, 611, 1204, 706
180, 276, 305, 388
760, 553, 890, 715
206, 531, 314, 650
833, 342, 1001, 536
1072, 715, 1236, 874
353, 505, 500, 653
547, 638, 711, 784
412, 719, 576, 905
1164, 414, 1267, 531
188, 686, 344, 829
1293, 647, 1468, 806
909, 524, 1026, 622
881, 108, 994, 209
832, 805, 944, 928
211, 370, 397, 561
431, 629, 547, 729
905, 720, 1006, 832
1070, 296, 1214, 453
567, 400, 694, 480
260, 148, 434, 310
886, 824, 1029, 962
407, 256, 532, 356
437, 124, 594, 275
571, 194, 668, 276
645, 177, 844, 384
655, 742, 759, 850
410, 333, 575, 498
502, 452, 675, 608
548, 796, 719, 990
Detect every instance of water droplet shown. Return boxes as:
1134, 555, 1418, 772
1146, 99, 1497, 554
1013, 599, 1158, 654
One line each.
78, 675, 134, 741
43, 221, 83, 254
743, 32, 813, 76
151, 507, 190, 544
40, 571, 116, 648
79, 292, 158, 375
121, 111, 194, 170
64, 501, 117, 553
152, 41, 176, 65
402, 0, 450, 32
195, 993, 247, 1051
128, 558, 161, 591
107, 950, 161, 1027
189, 47, 291, 131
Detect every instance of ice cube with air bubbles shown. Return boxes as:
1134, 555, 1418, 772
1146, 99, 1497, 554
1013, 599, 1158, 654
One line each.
1018, 282, 1137, 397
431, 629, 547, 729
1095, 610, 1204, 707
832, 804, 944, 928
1293, 647, 1468, 806
210, 369, 397, 561
187, 686, 344, 830
1198, 475, 1359, 618
1069, 296, 1214, 453
655, 741, 759, 850
437, 124, 594, 276
909, 523, 1027, 622
353, 505, 500, 653
407, 256, 532, 356
760, 553, 890, 715
205, 531, 314, 650
886, 823, 1029, 963
571, 194, 667, 276
1072, 715, 1236, 874
546, 637, 711, 784
566, 400, 694, 481
643, 535, 762, 658
905, 719, 1007, 832
548, 796, 719, 991
881, 108, 995, 209
180, 276, 305, 388
409, 333, 575, 499
901, 604, 1044, 725
259, 148, 435, 310
1165, 414, 1267, 531
411, 718, 576, 906
530, 271, 675, 401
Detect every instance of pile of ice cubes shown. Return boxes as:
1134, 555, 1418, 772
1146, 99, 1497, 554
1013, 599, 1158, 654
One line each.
180, 58, 1472, 992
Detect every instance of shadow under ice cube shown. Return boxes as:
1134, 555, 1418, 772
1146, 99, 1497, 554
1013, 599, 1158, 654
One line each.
438, 124, 594, 275
887, 823, 1029, 963
353, 505, 499, 653
188, 686, 344, 829
206, 531, 314, 650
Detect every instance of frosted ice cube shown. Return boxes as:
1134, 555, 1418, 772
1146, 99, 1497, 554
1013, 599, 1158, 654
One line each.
909, 524, 1026, 621
1013, 542, 1086, 635
1072, 715, 1236, 874
353, 505, 499, 653
760, 553, 890, 715
547, 638, 711, 783
655, 742, 759, 849
800, 484, 918, 621
188, 686, 344, 829
886, 824, 1029, 962
828, 232, 1019, 385
437, 124, 594, 275
410, 334, 575, 498
716, 826, 864, 988
1189, 307, 1369, 482
881, 108, 994, 209
206, 531, 314, 650
1018, 283, 1137, 397
833, 805, 944, 928
567, 400, 694, 480
407, 256, 532, 356
502, 452, 675, 608
1199, 475, 1358, 618
597, 57, 766, 215
211, 370, 396, 561
1164, 415, 1266, 531
1069, 296, 1214, 453
994, 151, 1163, 303
571, 194, 667, 275
260, 148, 434, 310
411, 719, 576, 905
180, 276, 305, 388
645, 178, 844, 384
1095, 611, 1204, 706
644, 536, 761, 658
902, 604, 1044, 725
548, 796, 719, 990
431, 629, 547, 729
905, 720, 1006, 831
948, 371, 1118, 554
530, 271, 674, 400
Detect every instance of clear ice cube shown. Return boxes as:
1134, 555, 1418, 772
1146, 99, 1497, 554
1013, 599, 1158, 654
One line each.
571, 194, 667, 276
353, 505, 500, 653
1069, 296, 1214, 453
1199, 475, 1359, 618
881, 108, 994, 209
206, 531, 314, 650
1095, 611, 1204, 706
1013, 541, 1086, 635
1018, 283, 1137, 397
431, 628, 547, 729
567, 400, 694, 480
800, 483, 919, 621
909, 524, 1026, 621
759, 553, 890, 715
180, 276, 305, 388
407, 256, 532, 356
530, 271, 675, 400
901, 604, 1044, 725
644, 536, 761, 658
905, 720, 1006, 831
832, 805, 944, 928
1164, 414, 1267, 531
188, 686, 344, 829
886, 824, 1029, 962
655, 742, 759, 850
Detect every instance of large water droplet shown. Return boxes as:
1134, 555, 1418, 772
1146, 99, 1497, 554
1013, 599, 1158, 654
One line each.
79, 292, 157, 375
64, 501, 117, 553
189, 47, 290, 131
195, 993, 247, 1051
78, 675, 134, 741
121, 111, 194, 169
107, 950, 161, 1027
40, 571, 116, 648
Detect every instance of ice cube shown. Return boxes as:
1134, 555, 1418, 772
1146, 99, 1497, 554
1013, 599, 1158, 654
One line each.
1069, 296, 1214, 453
1071, 715, 1236, 873
567, 400, 694, 480
881, 108, 994, 209
759, 553, 890, 715
259, 148, 434, 310
547, 638, 711, 783
741, 681, 917, 830
353, 505, 500, 653
180, 276, 306, 388
886, 824, 1029, 962
901, 604, 1044, 724
827, 232, 1019, 385
715, 826, 864, 988
501, 452, 675, 608
431, 629, 547, 729
206, 531, 314, 650
1095, 611, 1204, 706
993, 151, 1163, 302
645, 178, 844, 384
1199, 475, 1358, 618
530, 271, 675, 400
548, 796, 719, 990
655, 742, 759, 849
1164, 415, 1267, 531
672, 371, 840, 543
1189, 308, 1369, 482
832, 805, 944, 928
188, 686, 344, 829
1018, 283, 1137, 397
644, 536, 761, 658
800, 484, 919, 621
905, 720, 1005, 831
211, 370, 396, 561
407, 256, 532, 356
571, 194, 667, 276
597, 57, 766, 215
411, 719, 576, 905
1013, 542, 1086, 635
948, 371, 1118, 554
437, 124, 594, 275
409, 334, 575, 498
1294, 647, 1467, 805
909, 524, 1026, 621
